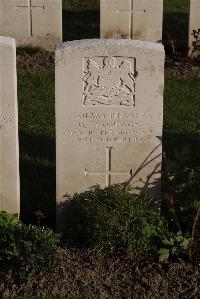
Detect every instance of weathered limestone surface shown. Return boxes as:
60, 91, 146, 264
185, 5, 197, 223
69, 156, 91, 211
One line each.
189, 0, 200, 53
0, 0, 62, 51
100, 0, 163, 42
56, 39, 165, 232
0, 36, 20, 215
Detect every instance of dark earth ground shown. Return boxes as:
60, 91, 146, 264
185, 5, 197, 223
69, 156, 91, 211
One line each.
1, 248, 199, 298
17, 50, 54, 72
1, 50, 196, 298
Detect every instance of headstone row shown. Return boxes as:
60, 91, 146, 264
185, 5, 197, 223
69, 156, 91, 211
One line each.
0, 0, 199, 52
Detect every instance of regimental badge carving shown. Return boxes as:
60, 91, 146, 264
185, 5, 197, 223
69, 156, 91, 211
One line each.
83, 56, 137, 106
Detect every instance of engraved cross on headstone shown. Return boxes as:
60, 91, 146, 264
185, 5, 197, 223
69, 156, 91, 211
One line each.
117, 0, 146, 38
84, 147, 132, 187
16, 0, 44, 36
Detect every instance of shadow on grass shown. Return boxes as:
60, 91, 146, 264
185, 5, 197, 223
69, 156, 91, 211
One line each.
63, 9, 100, 41
163, 130, 200, 163
163, 12, 189, 53
19, 130, 56, 229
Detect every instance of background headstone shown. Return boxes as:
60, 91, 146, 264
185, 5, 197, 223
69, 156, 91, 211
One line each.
189, 0, 200, 55
56, 39, 164, 232
0, 36, 20, 215
100, 0, 163, 42
0, 0, 62, 51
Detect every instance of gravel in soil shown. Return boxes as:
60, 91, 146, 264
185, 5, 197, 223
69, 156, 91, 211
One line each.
17, 50, 55, 72
0, 248, 199, 298
165, 58, 200, 77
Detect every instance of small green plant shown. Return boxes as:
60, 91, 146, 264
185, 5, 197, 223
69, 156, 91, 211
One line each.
158, 232, 190, 262
163, 145, 200, 261
0, 211, 21, 228
62, 184, 167, 258
0, 212, 60, 278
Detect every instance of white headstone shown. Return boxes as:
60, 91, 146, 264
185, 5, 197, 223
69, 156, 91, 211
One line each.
100, 0, 163, 42
56, 39, 165, 232
0, 0, 62, 51
189, 0, 200, 55
0, 36, 20, 216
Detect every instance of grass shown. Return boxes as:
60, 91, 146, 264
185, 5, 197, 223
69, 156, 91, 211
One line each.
16, 0, 200, 226
164, 78, 200, 134
164, 0, 189, 13
63, 0, 99, 11
17, 46, 43, 55
163, 77, 200, 163
62, 0, 100, 41
163, 0, 189, 51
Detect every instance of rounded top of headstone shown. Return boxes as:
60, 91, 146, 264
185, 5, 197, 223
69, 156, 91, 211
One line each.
0, 36, 16, 46
55, 39, 164, 54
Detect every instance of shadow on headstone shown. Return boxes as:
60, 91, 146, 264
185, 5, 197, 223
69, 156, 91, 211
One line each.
127, 139, 162, 200
56, 141, 162, 235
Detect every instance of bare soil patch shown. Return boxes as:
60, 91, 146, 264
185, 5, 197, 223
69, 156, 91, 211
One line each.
17, 50, 54, 72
